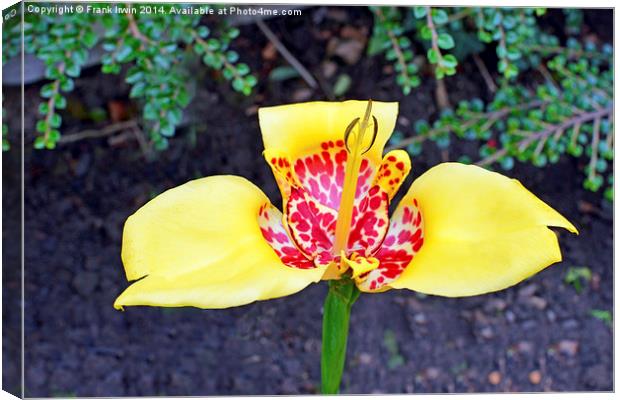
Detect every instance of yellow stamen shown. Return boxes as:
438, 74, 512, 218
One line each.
343, 252, 380, 280
332, 100, 375, 260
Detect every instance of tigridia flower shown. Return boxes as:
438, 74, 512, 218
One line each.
114, 100, 577, 309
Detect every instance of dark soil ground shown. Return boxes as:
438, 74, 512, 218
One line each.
2, 6, 613, 396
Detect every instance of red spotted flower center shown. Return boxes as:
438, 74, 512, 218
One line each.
258, 138, 424, 291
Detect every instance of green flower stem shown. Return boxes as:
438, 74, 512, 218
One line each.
321, 278, 360, 394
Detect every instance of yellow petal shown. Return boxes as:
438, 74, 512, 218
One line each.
390, 163, 577, 297
258, 100, 398, 165
373, 150, 411, 200
115, 175, 325, 309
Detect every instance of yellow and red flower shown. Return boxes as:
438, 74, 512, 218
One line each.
114, 100, 577, 310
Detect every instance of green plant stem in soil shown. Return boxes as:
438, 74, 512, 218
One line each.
321, 278, 360, 394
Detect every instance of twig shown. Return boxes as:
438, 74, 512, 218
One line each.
517, 106, 612, 152
476, 147, 508, 166
588, 117, 601, 180
125, 10, 153, 46
523, 44, 609, 61
533, 134, 548, 158
58, 120, 138, 144
131, 124, 153, 158
445, 8, 474, 24
435, 78, 450, 109
478, 105, 612, 167
256, 19, 318, 89
472, 53, 497, 93
42, 64, 64, 143
605, 114, 614, 148
569, 122, 582, 147
537, 64, 560, 93
193, 33, 245, 84
386, 99, 546, 151
374, 8, 412, 91
425, 7, 444, 66
425, 7, 451, 108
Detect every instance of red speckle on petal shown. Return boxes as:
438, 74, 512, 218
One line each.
413, 238, 424, 252
369, 196, 381, 210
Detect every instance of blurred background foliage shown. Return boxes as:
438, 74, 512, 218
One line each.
2, 4, 614, 201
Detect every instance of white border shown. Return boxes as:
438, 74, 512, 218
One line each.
0, 1, 616, 400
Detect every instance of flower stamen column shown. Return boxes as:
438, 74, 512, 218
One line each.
322, 99, 376, 394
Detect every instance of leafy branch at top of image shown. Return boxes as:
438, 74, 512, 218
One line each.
371, 6, 613, 202
2, 3, 257, 150
387, 44, 613, 200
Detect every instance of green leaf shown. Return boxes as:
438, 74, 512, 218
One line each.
427, 48, 438, 64
130, 82, 146, 98
177, 89, 190, 107
226, 50, 239, 63
269, 66, 300, 82
143, 103, 158, 120
49, 113, 61, 128
227, 27, 240, 39
431, 9, 449, 25
244, 75, 258, 88
116, 45, 133, 63
41, 83, 55, 98
125, 70, 144, 84
321, 279, 359, 394
366, 34, 385, 56
333, 74, 352, 97
232, 77, 245, 92
160, 122, 175, 137
33, 136, 45, 149
442, 54, 458, 68
60, 78, 74, 92
38, 103, 49, 115
36, 120, 47, 133
236, 63, 250, 76
437, 33, 455, 50
55, 95, 66, 109
420, 25, 432, 41
413, 7, 427, 18
197, 26, 210, 38
83, 30, 97, 48
153, 54, 171, 69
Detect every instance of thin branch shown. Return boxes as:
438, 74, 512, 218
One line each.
192, 33, 244, 83
523, 44, 610, 61
58, 120, 138, 144
605, 114, 614, 149
374, 8, 412, 90
425, 7, 445, 66
445, 8, 474, 24
472, 53, 497, 93
42, 63, 64, 143
588, 117, 601, 180
425, 8, 451, 109
386, 99, 546, 151
569, 122, 582, 147
537, 64, 560, 93
517, 106, 612, 152
476, 147, 508, 166
125, 10, 154, 46
255, 19, 318, 89
477, 105, 612, 167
